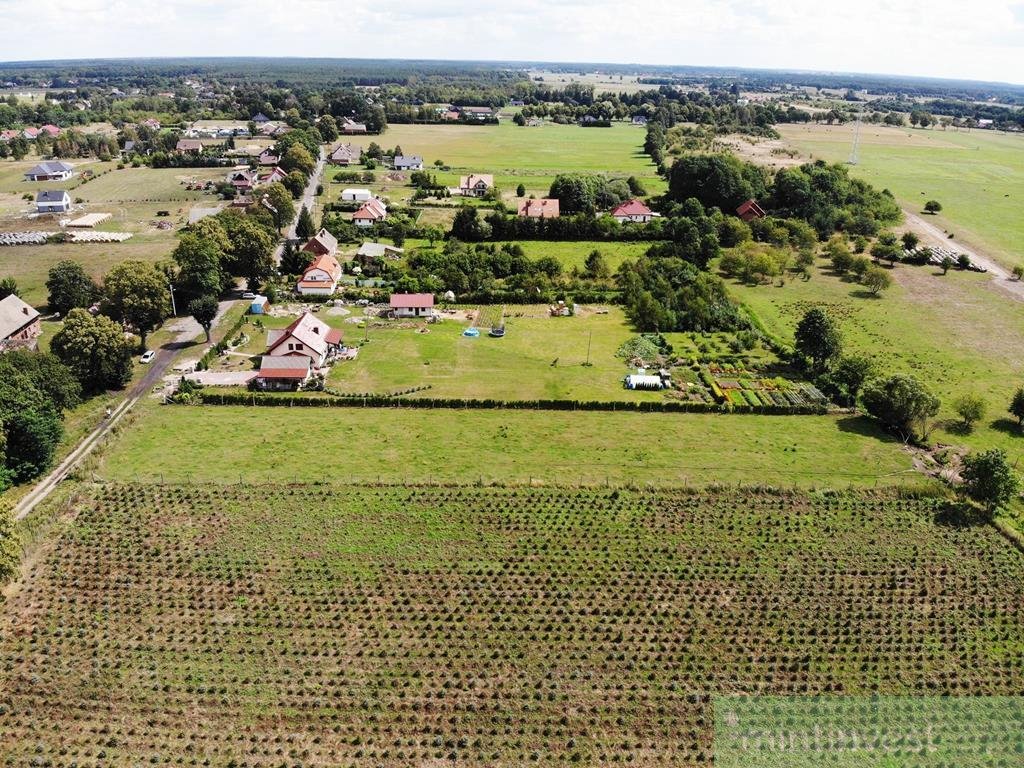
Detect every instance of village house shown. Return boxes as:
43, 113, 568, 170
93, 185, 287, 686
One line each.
518, 198, 560, 219
256, 166, 288, 186
227, 168, 255, 194
340, 117, 367, 134
352, 198, 387, 227
631, 115, 648, 126
252, 356, 312, 391
610, 199, 657, 224
390, 293, 435, 319
356, 242, 404, 260
440, 109, 461, 122
302, 228, 339, 258
39, 124, 60, 138
329, 143, 361, 165
297, 252, 343, 296
35, 190, 71, 214
251, 112, 271, 124
0, 129, 20, 142
736, 199, 767, 222
0, 294, 42, 352
141, 118, 161, 130
258, 150, 279, 166
459, 106, 495, 121
22, 127, 39, 140
457, 174, 494, 197
393, 155, 424, 171
175, 138, 204, 154
266, 312, 343, 367
24, 161, 75, 182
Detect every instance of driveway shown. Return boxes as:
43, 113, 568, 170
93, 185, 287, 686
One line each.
274, 145, 326, 264
183, 370, 255, 386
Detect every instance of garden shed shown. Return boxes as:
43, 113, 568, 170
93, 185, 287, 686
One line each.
250, 295, 269, 314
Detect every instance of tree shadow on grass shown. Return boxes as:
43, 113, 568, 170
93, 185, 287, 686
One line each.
835, 415, 902, 444
942, 419, 974, 437
934, 500, 989, 529
849, 289, 884, 300
990, 418, 1024, 437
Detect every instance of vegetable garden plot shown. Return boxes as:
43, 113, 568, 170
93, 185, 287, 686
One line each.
1, 484, 1023, 766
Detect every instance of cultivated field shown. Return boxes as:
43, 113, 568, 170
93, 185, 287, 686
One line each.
2, 483, 1021, 765
97, 404, 913, 487
777, 124, 1024, 269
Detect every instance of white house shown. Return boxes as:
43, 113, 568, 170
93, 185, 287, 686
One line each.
610, 199, 657, 224
352, 198, 387, 227
341, 188, 372, 202
35, 190, 71, 214
393, 155, 424, 171
457, 174, 494, 197
265, 312, 343, 366
24, 161, 75, 182
389, 293, 435, 319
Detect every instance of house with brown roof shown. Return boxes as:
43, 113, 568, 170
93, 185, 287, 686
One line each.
258, 150, 280, 166
389, 293, 435, 319
457, 174, 494, 197
610, 199, 656, 224
340, 118, 367, 134
518, 198, 560, 219
352, 198, 387, 227
256, 166, 287, 186
329, 143, 362, 165
736, 199, 767, 222
302, 228, 339, 258
266, 312, 343, 367
252, 356, 312, 391
0, 294, 42, 352
175, 138, 204, 154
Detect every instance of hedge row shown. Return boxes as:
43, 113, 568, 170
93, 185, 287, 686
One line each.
195, 391, 828, 415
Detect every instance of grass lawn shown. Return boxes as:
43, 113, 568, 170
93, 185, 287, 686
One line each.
778, 124, 1024, 269
330, 306, 661, 401
97, 403, 914, 487
730, 255, 1024, 456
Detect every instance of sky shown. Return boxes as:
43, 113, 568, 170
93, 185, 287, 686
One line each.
2, 0, 1023, 85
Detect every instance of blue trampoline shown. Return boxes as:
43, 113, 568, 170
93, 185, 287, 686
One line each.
462, 327, 480, 337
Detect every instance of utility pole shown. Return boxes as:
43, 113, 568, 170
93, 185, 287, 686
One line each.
585, 330, 593, 366
847, 111, 862, 166
168, 282, 177, 316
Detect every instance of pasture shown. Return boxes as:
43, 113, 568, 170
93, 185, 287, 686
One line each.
777, 124, 1024, 269
2, 482, 1020, 765
729, 254, 1024, 455
97, 404, 913, 487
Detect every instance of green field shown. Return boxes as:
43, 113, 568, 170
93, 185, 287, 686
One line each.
378, 121, 665, 197
730, 254, 1024, 456
331, 306, 662, 401
2, 482, 1020, 764
778, 124, 1024, 268
97, 404, 914, 487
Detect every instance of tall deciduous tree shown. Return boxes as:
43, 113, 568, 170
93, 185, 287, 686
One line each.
261, 182, 296, 230
961, 448, 1020, 515
50, 309, 135, 395
227, 219, 276, 290
188, 295, 219, 343
794, 307, 842, 372
172, 233, 226, 302
103, 261, 172, 350
46, 260, 99, 316
861, 374, 940, 442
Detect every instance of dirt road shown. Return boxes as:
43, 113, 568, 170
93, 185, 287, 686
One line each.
903, 208, 1024, 302
12, 300, 237, 522
273, 146, 326, 264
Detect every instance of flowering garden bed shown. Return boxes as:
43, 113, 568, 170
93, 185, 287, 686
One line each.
1, 483, 1022, 765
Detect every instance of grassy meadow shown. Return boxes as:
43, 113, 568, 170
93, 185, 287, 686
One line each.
730, 256, 1024, 456
97, 403, 914, 487
778, 124, 1024, 268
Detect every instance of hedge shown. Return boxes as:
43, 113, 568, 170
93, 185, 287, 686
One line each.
194, 391, 828, 415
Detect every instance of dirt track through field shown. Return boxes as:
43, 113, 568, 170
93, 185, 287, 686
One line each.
903, 208, 1024, 302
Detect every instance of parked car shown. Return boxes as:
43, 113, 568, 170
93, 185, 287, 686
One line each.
140, 350, 156, 363
241, 291, 256, 299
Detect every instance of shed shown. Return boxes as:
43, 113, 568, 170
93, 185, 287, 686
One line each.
341, 188, 372, 202
623, 374, 667, 391
250, 295, 269, 314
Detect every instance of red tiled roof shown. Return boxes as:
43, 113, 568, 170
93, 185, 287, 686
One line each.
353, 199, 387, 220
736, 199, 766, 219
389, 293, 434, 309
258, 355, 311, 378
326, 328, 343, 345
518, 198, 560, 218
611, 199, 653, 217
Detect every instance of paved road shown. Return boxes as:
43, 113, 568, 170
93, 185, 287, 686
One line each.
904, 208, 1024, 302
273, 146, 326, 264
12, 301, 237, 522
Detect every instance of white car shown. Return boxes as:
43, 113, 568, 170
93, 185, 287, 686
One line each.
241, 291, 257, 300
140, 350, 156, 364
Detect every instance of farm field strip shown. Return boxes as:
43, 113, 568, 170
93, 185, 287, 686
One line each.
1, 483, 1021, 765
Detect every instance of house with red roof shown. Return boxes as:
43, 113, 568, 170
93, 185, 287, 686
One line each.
301, 228, 338, 258
297, 252, 343, 296
352, 198, 387, 227
141, 118, 162, 130
256, 166, 287, 186
252, 355, 312, 391
518, 198, 560, 219
266, 312, 343, 367
22, 127, 39, 140
390, 293, 435, 319
736, 199, 767, 222
610, 199, 656, 224
39, 125, 60, 138
457, 174, 493, 197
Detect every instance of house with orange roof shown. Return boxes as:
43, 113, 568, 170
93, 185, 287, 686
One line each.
610, 199, 657, 224
352, 198, 387, 227
518, 198, 560, 219
297, 252, 343, 296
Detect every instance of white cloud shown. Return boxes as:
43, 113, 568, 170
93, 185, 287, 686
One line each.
1, 0, 1021, 84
